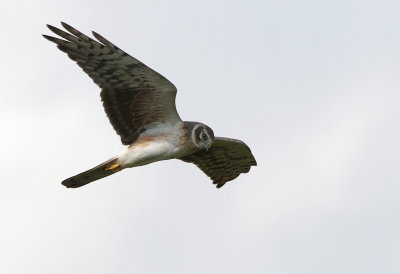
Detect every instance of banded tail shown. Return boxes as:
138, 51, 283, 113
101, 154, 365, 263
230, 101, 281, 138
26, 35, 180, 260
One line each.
62, 157, 123, 188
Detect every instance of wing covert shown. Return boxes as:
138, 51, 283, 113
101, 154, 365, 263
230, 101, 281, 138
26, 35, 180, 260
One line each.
179, 137, 257, 188
43, 22, 181, 145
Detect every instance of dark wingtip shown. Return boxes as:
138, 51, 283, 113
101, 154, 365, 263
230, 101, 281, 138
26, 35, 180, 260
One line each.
60, 21, 71, 29
60, 22, 79, 35
91, 31, 105, 44
92, 31, 101, 39
46, 24, 62, 34
42, 34, 56, 42
92, 30, 119, 50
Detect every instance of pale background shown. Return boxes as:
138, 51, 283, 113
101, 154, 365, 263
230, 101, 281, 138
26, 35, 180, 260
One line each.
1, 1, 399, 273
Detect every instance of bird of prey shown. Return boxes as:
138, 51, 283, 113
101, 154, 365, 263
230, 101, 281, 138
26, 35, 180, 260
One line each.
43, 22, 257, 188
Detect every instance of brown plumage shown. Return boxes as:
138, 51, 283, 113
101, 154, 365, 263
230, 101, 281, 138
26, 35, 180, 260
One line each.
179, 137, 257, 188
44, 23, 256, 188
44, 22, 180, 145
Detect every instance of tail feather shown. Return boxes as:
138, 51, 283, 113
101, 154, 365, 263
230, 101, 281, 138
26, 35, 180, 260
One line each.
62, 157, 122, 188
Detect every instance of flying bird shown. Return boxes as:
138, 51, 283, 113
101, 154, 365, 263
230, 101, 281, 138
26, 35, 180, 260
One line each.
43, 22, 256, 188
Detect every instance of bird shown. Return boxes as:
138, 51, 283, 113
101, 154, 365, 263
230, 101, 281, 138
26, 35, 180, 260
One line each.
43, 22, 257, 189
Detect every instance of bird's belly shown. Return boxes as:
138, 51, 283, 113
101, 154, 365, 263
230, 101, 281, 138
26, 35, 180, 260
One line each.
118, 138, 185, 168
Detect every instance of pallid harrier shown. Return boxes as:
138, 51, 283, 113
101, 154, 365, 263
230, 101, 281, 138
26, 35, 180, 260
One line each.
43, 22, 257, 188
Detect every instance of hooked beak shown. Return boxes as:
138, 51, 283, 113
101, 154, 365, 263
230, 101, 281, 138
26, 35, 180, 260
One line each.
205, 141, 213, 152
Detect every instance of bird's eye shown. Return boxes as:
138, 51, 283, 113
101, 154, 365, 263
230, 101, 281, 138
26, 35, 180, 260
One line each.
202, 134, 208, 140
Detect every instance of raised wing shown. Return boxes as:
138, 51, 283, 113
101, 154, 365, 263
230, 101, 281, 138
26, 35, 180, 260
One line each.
179, 137, 257, 188
43, 22, 181, 145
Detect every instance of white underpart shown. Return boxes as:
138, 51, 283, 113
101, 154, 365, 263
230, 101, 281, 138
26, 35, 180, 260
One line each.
117, 122, 188, 168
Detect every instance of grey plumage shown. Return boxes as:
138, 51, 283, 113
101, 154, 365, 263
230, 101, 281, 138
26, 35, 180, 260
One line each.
44, 22, 256, 189
62, 157, 119, 188
44, 22, 180, 145
179, 137, 256, 188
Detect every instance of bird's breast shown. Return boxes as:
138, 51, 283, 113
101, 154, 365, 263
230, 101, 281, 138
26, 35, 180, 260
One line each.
118, 135, 189, 168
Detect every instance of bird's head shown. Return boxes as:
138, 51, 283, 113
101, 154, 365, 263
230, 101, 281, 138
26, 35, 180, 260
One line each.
193, 124, 215, 152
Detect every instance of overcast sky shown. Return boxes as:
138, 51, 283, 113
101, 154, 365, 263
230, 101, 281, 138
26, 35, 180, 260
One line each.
1, 0, 400, 273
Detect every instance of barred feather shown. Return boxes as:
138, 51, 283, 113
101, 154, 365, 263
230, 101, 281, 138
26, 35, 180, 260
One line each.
179, 137, 257, 188
43, 22, 181, 145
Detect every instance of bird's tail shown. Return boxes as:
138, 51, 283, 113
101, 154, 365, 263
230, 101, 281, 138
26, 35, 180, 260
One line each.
62, 157, 123, 188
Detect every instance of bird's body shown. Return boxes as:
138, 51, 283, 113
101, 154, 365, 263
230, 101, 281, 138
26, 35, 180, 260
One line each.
43, 22, 256, 189
119, 122, 192, 168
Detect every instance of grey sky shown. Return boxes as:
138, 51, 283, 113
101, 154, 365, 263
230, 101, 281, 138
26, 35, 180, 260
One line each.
1, 0, 400, 273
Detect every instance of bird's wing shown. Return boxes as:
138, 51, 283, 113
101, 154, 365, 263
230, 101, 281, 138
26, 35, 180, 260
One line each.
179, 137, 257, 188
43, 22, 181, 145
